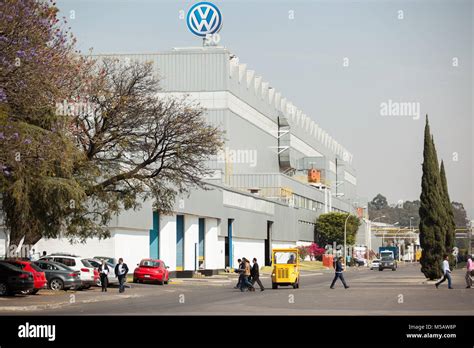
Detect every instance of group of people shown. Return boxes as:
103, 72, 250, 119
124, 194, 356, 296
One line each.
435, 254, 474, 289
98, 258, 129, 293
234, 257, 264, 292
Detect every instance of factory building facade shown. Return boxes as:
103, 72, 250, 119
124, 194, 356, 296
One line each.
1, 46, 360, 272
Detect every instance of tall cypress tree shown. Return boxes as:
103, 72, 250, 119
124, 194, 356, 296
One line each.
419, 116, 444, 279
440, 161, 456, 254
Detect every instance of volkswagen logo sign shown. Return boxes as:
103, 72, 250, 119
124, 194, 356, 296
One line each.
186, 2, 223, 37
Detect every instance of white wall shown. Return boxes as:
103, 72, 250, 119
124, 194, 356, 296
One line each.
184, 215, 199, 271
232, 237, 265, 268
204, 218, 220, 269
217, 236, 226, 269
160, 214, 177, 271
272, 240, 297, 249
33, 236, 114, 259
112, 229, 149, 270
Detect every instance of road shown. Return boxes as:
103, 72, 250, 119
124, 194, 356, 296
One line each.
1, 263, 472, 315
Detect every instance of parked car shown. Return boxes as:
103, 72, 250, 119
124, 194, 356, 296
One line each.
85, 258, 118, 286
39, 254, 95, 289
0, 261, 34, 296
370, 259, 380, 270
93, 256, 117, 266
34, 260, 82, 291
354, 258, 367, 267
133, 259, 170, 285
2, 259, 47, 294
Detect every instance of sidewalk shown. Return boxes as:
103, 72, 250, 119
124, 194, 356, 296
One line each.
0, 288, 143, 312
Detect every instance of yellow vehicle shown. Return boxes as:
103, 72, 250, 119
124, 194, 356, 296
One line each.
271, 248, 300, 289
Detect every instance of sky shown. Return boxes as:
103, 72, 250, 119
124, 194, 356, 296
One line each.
56, 0, 473, 219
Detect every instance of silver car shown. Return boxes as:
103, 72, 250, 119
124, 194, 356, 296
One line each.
86, 259, 118, 286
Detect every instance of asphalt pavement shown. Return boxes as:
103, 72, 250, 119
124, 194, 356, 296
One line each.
1, 263, 472, 315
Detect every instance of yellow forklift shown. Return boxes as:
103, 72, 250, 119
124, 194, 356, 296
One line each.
271, 248, 300, 289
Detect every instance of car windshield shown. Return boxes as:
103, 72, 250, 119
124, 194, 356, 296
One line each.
81, 259, 93, 268
381, 255, 392, 261
274, 252, 297, 264
88, 260, 101, 268
0, 262, 22, 271
29, 263, 43, 272
140, 260, 162, 268
94, 257, 115, 264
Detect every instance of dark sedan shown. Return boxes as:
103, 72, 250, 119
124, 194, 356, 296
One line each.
34, 260, 82, 291
0, 262, 34, 296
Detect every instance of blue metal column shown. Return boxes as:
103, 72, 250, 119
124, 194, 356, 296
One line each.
149, 212, 159, 259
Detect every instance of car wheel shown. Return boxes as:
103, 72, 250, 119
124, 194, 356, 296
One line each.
0, 283, 8, 296
158, 280, 164, 285
96, 279, 102, 287
133, 278, 137, 283
50, 279, 64, 291
272, 283, 277, 289
83, 285, 91, 289
164, 277, 169, 285
392, 268, 396, 271
379, 268, 383, 271
30, 289, 39, 295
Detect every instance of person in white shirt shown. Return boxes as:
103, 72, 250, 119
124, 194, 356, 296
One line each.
465, 255, 473, 289
435, 254, 453, 289
98, 260, 110, 292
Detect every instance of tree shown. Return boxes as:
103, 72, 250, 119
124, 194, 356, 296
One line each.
439, 161, 456, 253
66, 58, 224, 242
0, 0, 224, 246
315, 212, 360, 247
419, 116, 445, 279
452, 202, 468, 229
308, 242, 325, 261
0, 0, 93, 246
369, 194, 388, 210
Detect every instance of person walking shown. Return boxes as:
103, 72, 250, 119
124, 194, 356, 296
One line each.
465, 255, 473, 289
234, 259, 244, 289
98, 260, 110, 292
330, 256, 349, 289
435, 254, 453, 289
251, 258, 264, 291
115, 258, 129, 293
239, 258, 255, 292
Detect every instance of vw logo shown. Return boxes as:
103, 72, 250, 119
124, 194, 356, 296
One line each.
186, 2, 223, 37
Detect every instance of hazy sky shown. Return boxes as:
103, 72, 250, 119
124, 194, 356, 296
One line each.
56, 0, 473, 219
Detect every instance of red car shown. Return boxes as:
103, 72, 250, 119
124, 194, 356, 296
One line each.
133, 259, 169, 285
4, 259, 47, 294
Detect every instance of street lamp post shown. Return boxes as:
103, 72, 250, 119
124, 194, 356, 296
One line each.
409, 217, 414, 232
344, 213, 351, 266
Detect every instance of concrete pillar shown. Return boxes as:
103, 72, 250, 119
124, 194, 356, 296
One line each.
184, 215, 199, 271
160, 214, 177, 271
204, 218, 220, 270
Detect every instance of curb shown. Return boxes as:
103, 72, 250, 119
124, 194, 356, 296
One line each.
0, 293, 142, 312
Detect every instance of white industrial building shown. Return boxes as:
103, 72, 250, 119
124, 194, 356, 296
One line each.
1, 46, 362, 274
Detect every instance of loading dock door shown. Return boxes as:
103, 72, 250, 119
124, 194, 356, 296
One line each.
176, 215, 184, 271
265, 221, 273, 266
149, 212, 159, 259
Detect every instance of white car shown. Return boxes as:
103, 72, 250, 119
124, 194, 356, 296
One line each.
85, 258, 118, 286
40, 254, 96, 289
370, 259, 380, 270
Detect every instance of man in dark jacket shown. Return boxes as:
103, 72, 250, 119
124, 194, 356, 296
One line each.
330, 256, 349, 289
115, 258, 129, 293
234, 259, 243, 289
251, 258, 264, 291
